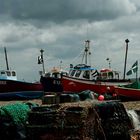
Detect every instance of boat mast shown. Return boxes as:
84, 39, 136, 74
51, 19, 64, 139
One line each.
40, 49, 45, 75
4, 47, 9, 70
123, 39, 129, 80
106, 58, 111, 69
82, 40, 91, 66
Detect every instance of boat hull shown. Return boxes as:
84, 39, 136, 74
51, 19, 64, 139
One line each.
0, 91, 43, 100
62, 75, 131, 94
40, 76, 63, 92
0, 79, 43, 100
115, 87, 140, 101
0, 79, 43, 93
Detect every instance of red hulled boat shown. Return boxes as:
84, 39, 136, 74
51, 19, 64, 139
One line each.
0, 47, 43, 100
115, 81, 140, 101
61, 40, 131, 94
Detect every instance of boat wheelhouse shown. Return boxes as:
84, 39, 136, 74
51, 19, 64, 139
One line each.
45, 67, 68, 79
99, 69, 120, 80
0, 70, 17, 80
69, 64, 98, 80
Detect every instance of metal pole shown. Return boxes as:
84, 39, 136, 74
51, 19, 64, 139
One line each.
136, 61, 138, 82
85, 40, 88, 65
40, 49, 45, 74
106, 58, 111, 69
123, 39, 129, 80
4, 47, 9, 70
85, 40, 90, 65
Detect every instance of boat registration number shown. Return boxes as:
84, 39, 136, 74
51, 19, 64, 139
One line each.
53, 80, 61, 85
0, 81, 7, 85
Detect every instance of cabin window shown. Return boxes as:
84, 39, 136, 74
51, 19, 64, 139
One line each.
1, 71, 5, 75
45, 73, 51, 77
69, 69, 72, 75
108, 72, 113, 79
75, 70, 81, 77
12, 71, 16, 76
101, 73, 107, 79
52, 73, 60, 78
83, 71, 90, 79
6, 71, 11, 76
114, 72, 119, 79
70, 70, 76, 76
61, 72, 68, 76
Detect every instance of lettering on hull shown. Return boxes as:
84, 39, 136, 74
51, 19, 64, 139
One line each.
0, 81, 7, 85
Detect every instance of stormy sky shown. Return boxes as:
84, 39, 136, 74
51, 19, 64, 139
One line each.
0, 0, 140, 82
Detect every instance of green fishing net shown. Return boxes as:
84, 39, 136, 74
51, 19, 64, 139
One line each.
0, 102, 34, 125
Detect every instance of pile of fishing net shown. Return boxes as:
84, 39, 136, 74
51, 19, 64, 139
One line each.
0, 102, 38, 140
26, 100, 133, 140
0, 100, 136, 140
95, 101, 133, 140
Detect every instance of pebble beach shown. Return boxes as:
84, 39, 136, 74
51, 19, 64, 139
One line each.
0, 99, 140, 110
0, 99, 42, 106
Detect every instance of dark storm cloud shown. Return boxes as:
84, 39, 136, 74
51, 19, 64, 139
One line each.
0, 0, 136, 23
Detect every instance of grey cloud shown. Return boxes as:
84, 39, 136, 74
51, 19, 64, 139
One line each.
0, 0, 139, 81
0, 0, 136, 23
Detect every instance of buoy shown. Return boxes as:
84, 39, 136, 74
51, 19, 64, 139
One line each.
98, 95, 104, 101
107, 87, 110, 90
113, 93, 117, 97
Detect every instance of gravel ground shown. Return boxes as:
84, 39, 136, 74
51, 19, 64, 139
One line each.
0, 99, 42, 106
0, 99, 140, 110
122, 101, 140, 110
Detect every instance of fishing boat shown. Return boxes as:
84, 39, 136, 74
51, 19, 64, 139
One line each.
0, 71, 43, 100
61, 40, 131, 94
115, 60, 140, 101
38, 49, 67, 92
62, 65, 131, 95
40, 67, 68, 92
115, 80, 140, 101
0, 47, 43, 100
